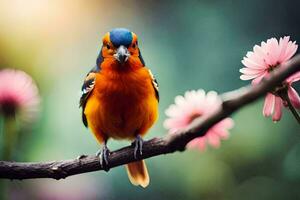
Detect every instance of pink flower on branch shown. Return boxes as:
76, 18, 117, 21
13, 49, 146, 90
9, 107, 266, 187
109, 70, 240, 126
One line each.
240, 36, 300, 122
164, 90, 234, 151
0, 69, 40, 124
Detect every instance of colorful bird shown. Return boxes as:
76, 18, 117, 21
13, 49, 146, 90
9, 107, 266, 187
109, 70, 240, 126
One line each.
80, 28, 159, 188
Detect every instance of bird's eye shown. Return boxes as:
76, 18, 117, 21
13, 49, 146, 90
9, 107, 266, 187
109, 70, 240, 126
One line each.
106, 44, 111, 49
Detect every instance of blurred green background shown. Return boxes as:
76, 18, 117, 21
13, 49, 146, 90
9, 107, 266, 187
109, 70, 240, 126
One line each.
0, 0, 300, 199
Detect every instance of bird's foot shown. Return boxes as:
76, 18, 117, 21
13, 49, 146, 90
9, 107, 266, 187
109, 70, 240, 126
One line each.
132, 135, 143, 159
96, 145, 110, 171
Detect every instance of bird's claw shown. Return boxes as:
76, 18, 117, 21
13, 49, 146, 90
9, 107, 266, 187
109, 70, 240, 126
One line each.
96, 145, 110, 171
132, 135, 143, 159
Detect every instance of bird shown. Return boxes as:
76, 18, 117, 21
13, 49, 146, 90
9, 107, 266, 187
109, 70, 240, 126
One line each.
79, 28, 159, 188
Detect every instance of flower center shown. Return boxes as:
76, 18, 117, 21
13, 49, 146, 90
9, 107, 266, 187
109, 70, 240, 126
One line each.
187, 112, 202, 124
267, 64, 277, 72
0, 97, 19, 117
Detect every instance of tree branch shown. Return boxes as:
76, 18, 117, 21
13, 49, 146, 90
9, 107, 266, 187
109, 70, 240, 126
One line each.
1, 55, 300, 180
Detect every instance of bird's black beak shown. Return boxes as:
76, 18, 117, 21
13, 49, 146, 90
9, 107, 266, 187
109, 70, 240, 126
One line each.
114, 45, 130, 64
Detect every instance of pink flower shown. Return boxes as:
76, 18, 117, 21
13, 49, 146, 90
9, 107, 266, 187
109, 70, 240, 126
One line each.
164, 90, 234, 151
0, 69, 40, 124
240, 36, 300, 121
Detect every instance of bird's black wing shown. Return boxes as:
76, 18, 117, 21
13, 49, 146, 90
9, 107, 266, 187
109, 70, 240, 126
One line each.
148, 69, 159, 102
79, 66, 99, 127
80, 47, 103, 127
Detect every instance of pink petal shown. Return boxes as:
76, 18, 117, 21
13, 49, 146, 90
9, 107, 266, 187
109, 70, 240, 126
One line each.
288, 87, 300, 109
239, 67, 264, 75
197, 138, 207, 151
246, 51, 265, 66
253, 45, 267, 60
174, 95, 188, 107
187, 138, 207, 151
261, 41, 273, 66
211, 128, 229, 140
251, 71, 268, 85
207, 131, 220, 148
242, 57, 265, 69
282, 41, 298, 62
187, 139, 198, 149
240, 74, 260, 80
165, 104, 180, 117
263, 93, 275, 117
272, 96, 283, 121
286, 71, 300, 83
267, 38, 280, 65
214, 118, 234, 130
278, 36, 290, 62
164, 118, 189, 131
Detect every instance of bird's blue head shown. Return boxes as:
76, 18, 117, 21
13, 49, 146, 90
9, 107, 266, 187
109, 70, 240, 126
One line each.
97, 28, 145, 67
109, 28, 133, 48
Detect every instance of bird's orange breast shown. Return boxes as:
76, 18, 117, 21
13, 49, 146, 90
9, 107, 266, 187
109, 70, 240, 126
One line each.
84, 67, 158, 143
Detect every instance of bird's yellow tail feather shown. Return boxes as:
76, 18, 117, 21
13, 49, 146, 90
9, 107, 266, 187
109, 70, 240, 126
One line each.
125, 160, 149, 188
